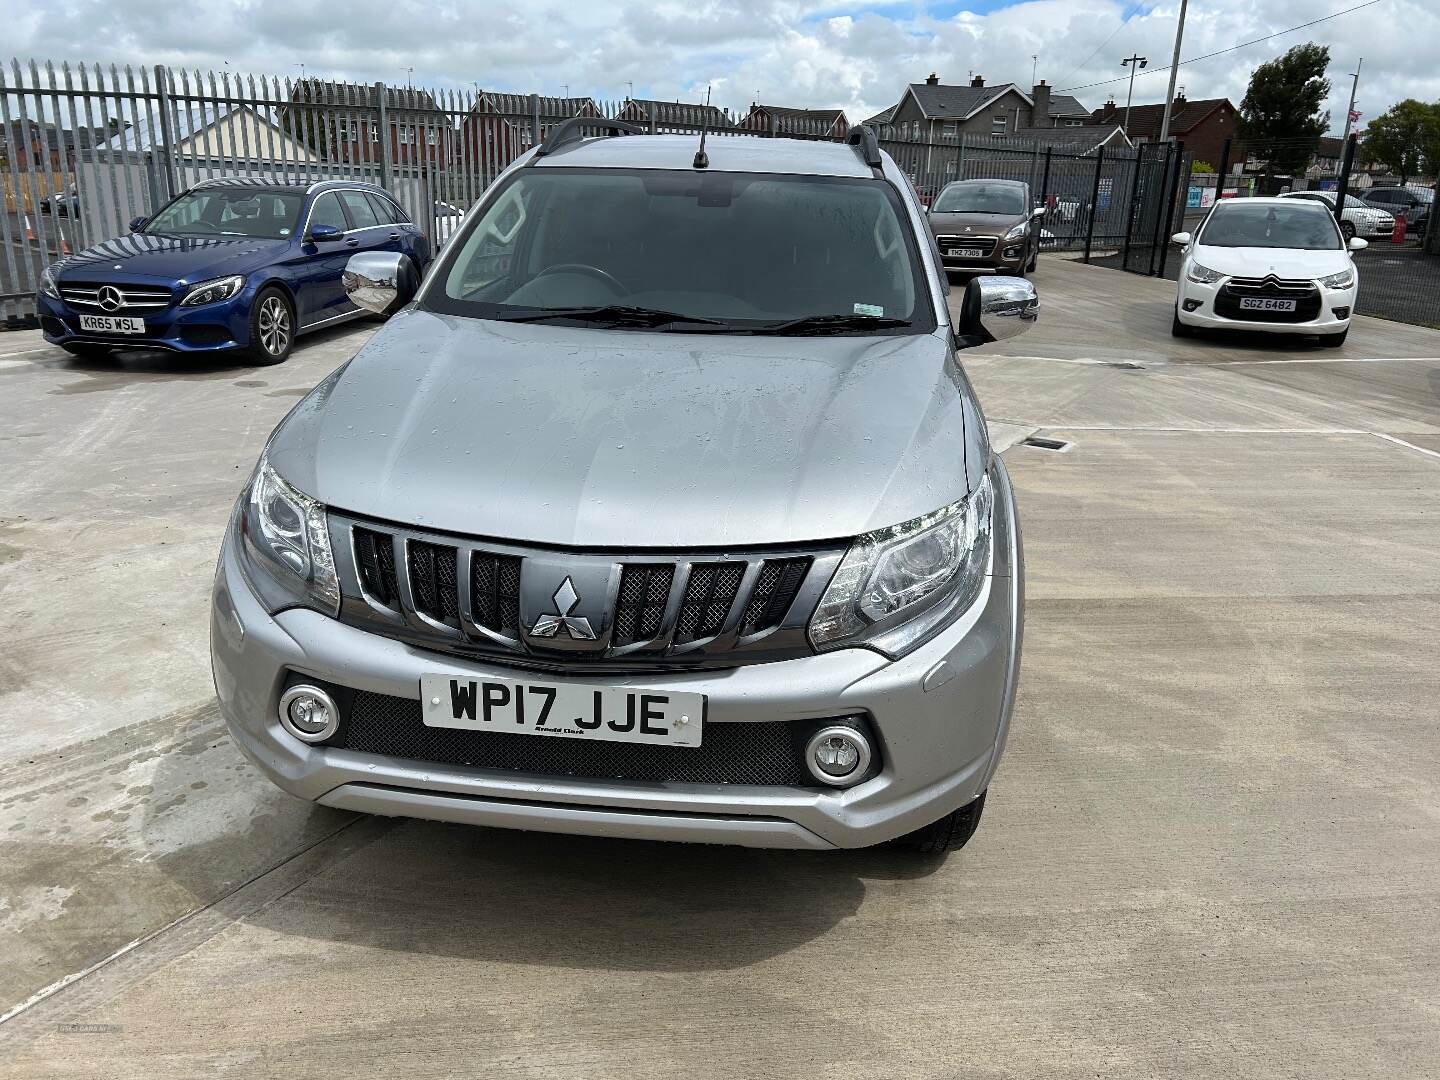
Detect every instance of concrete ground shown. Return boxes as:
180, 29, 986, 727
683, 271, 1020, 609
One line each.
2, 259, 1438, 1077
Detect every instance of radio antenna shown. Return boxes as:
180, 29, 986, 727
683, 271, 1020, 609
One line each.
693, 85, 712, 169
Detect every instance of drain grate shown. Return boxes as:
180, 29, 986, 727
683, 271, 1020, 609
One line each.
1021, 435, 1074, 452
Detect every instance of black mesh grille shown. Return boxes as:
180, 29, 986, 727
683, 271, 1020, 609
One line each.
408, 541, 459, 624
1214, 282, 1322, 323
339, 690, 816, 786
613, 563, 675, 646
472, 552, 523, 636
353, 527, 399, 608
675, 562, 745, 642
740, 557, 812, 636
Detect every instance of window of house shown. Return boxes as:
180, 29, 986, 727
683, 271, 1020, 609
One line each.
369, 123, 379, 142
991, 115, 1007, 136
943, 122, 956, 140
399, 126, 414, 145
1066, 119, 1083, 127
427, 128, 438, 145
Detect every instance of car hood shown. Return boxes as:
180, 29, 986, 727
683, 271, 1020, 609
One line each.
1191, 245, 1354, 279
268, 310, 977, 548
54, 232, 290, 281
929, 211, 1023, 237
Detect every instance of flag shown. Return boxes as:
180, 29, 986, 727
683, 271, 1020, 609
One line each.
1348, 109, 1361, 125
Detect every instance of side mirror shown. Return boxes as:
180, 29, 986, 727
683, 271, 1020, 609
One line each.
1170, 231, 1192, 246
956, 275, 1038, 346
343, 251, 416, 315
1031, 206, 1046, 219
1348, 236, 1368, 251
129, 215, 148, 232
308, 223, 344, 243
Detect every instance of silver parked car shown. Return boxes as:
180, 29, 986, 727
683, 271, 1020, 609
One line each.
211, 122, 1036, 855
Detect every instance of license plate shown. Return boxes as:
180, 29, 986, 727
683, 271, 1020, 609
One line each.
1238, 297, 1297, 312
420, 673, 704, 747
78, 314, 145, 334
946, 247, 986, 259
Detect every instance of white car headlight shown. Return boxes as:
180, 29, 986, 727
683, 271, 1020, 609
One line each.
181, 274, 245, 306
1186, 262, 1224, 285
238, 453, 340, 616
1003, 222, 1028, 241
39, 264, 62, 299
809, 475, 994, 658
1319, 269, 1354, 289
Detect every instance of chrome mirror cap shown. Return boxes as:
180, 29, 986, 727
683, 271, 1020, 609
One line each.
959, 275, 1038, 344
343, 251, 411, 315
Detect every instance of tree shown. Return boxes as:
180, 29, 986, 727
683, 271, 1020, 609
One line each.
1361, 99, 1440, 184
1238, 43, 1331, 178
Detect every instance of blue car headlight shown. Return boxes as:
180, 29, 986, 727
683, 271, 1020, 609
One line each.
181, 275, 245, 307
39, 264, 62, 299
809, 475, 994, 658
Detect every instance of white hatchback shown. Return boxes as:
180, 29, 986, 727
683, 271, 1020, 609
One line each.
1171, 197, 1365, 347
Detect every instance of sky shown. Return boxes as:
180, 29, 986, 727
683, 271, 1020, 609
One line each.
4, 0, 1438, 134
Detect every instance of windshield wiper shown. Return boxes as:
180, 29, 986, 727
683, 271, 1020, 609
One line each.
758, 313, 912, 335
493, 305, 730, 330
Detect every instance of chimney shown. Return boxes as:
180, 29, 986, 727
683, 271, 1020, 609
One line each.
1032, 79, 1051, 127
1174, 87, 1187, 107
970, 74, 985, 88
926, 73, 939, 86
1102, 97, 1116, 120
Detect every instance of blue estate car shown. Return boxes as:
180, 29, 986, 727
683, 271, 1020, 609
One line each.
37, 178, 431, 364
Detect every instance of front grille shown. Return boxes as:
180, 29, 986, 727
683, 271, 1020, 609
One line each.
1215, 277, 1321, 324
472, 552, 522, 636
59, 282, 173, 311
409, 541, 460, 625
332, 513, 840, 669
741, 558, 812, 636
613, 563, 674, 646
936, 235, 998, 257
339, 689, 819, 786
675, 562, 745, 642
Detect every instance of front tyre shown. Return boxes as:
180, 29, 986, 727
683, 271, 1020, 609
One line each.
1340, 220, 1356, 242
891, 791, 987, 855
243, 287, 295, 365
1171, 309, 1194, 337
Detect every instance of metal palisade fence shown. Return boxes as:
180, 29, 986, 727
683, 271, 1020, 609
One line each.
2, 58, 1187, 325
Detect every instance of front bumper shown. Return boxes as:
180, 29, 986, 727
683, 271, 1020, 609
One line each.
210, 462, 1024, 851
1176, 276, 1356, 336
935, 235, 1028, 272
37, 286, 253, 353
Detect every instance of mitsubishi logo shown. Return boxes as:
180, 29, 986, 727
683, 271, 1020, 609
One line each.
530, 576, 595, 640
97, 285, 124, 312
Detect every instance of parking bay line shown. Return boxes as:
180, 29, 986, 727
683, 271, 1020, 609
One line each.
995, 423, 1440, 463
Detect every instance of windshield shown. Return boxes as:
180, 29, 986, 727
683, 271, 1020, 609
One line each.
932, 182, 1026, 215
427, 168, 929, 334
145, 189, 303, 240
1199, 203, 1342, 250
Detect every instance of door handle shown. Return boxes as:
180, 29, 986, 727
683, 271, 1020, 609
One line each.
388, 232, 401, 241
345, 237, 360, 247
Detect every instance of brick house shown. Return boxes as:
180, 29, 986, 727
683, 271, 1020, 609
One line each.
458, 93, 602, 179
863, 75, 1092, 140
2, 119, 112, 170
738, 105, 849, 139
1090, 93, 1238, 166
286, 80, 450, 166
615, 98, 735, 131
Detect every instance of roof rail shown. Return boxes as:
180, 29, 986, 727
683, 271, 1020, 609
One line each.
846, 125, 882, 169
534, 116, 645, 158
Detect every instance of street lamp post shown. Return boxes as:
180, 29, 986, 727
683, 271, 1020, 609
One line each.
1121, 54, 1147, 134
1158, 0, 1189, 142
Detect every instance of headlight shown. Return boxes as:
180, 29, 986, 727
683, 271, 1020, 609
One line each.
809, 475, 993, 659
1003, 222, 1028, 241
237, 453, 340, 616
39, 264, 61, 299
1186, 262, 1223, 284
1319, 269, 1354, 289
181, 275, 244, 306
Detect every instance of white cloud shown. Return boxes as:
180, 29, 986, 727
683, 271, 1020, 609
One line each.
2, 0, 1435, 129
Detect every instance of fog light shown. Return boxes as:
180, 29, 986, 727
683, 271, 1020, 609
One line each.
1332, 306, 1350, 319
1002, 246, 1022, 260
805, 725, 873, 787
1182, 298, 1203, 312
278, 685, 339, 743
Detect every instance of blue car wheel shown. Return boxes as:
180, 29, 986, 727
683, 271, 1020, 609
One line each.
244, 287, 295, 365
